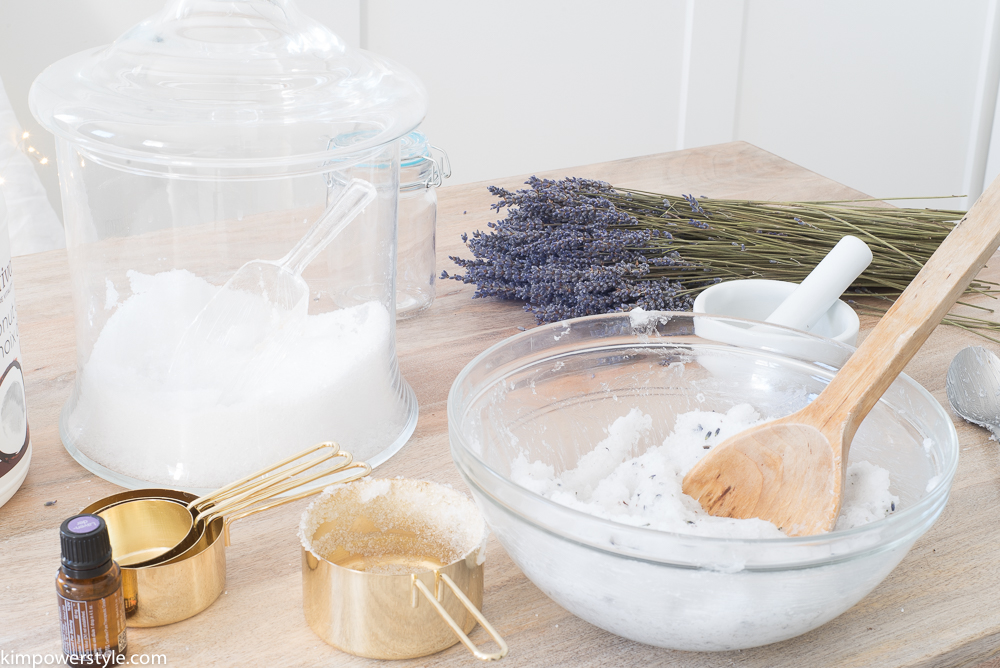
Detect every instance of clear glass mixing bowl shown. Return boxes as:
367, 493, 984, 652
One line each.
448, 311, 957, 651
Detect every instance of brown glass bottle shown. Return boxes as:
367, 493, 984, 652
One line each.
56, 514, 127, 667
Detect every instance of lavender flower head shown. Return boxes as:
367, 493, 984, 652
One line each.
443, 177, 692, 323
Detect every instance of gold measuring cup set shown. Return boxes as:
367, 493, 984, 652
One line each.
84, 443, 508, 661
82, 442, 369, 627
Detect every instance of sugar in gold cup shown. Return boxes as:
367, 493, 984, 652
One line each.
300, 478, 508, 661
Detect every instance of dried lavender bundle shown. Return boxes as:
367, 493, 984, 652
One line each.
445, 176, 1000, 338
442, 177, 692, 322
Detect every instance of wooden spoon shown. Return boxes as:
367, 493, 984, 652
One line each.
682, 180, 1000, 536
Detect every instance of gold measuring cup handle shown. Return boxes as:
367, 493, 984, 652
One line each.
206, 461, 372, 547
207, 448, 346, 513
204, 449, 354, 520
411, 572, 509, 662
147, 443, 354, 567
158, 453, 369, 568
188, 441, 342, 513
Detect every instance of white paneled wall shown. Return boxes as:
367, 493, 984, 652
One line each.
735, 0, 994, 209
364, 0, 686, 186
1, 0, 1000, 237
677, 0, 746, 149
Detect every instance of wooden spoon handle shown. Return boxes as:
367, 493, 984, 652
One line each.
806, 177, 1000, 446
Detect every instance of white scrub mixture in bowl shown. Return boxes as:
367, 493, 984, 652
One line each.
511, 405, 898, 538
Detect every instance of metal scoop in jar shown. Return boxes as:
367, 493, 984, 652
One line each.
168, 178, 377, 375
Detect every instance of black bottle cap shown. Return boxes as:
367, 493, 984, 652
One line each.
59, 514, 113, 579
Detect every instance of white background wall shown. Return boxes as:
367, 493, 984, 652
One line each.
1, 0, 998, 235
735, 1, 998, 209
364, 1, 686, 187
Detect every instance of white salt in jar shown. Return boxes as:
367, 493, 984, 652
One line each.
0, 191, 30, 508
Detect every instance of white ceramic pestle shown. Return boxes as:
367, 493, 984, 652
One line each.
764, 235, 872, 331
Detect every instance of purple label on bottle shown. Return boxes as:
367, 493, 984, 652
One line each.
67, 515, 100, 534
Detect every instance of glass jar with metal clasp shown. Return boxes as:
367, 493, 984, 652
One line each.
396, 131, 450, 319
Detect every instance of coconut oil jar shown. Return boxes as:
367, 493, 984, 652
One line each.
29, 0, 425, 492
0, 191, 30, 508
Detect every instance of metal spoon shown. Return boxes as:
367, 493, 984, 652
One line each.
946, 346, 1000, 439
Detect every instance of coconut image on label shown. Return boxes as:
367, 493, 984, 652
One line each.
0, 360, 26, 457
0, 192, 28, 509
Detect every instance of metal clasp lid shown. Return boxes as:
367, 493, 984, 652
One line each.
400, 144, 452, 192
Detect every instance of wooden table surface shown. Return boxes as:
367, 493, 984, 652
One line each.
4, 141, 1000, 668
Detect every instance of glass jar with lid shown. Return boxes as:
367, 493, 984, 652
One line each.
397, 131, 449, 319
29, 0, 424, 492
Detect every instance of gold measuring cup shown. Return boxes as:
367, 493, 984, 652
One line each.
84, 489, 197, 567
83, 443, 369, 627
300, 478, 508, 661
97, 496, 196, 567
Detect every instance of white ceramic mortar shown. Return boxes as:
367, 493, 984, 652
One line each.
693, 279, 860, 347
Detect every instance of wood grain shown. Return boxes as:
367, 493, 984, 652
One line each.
2, 141, 999, 668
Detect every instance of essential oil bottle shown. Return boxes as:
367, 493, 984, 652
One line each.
56, 514, 127, 666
